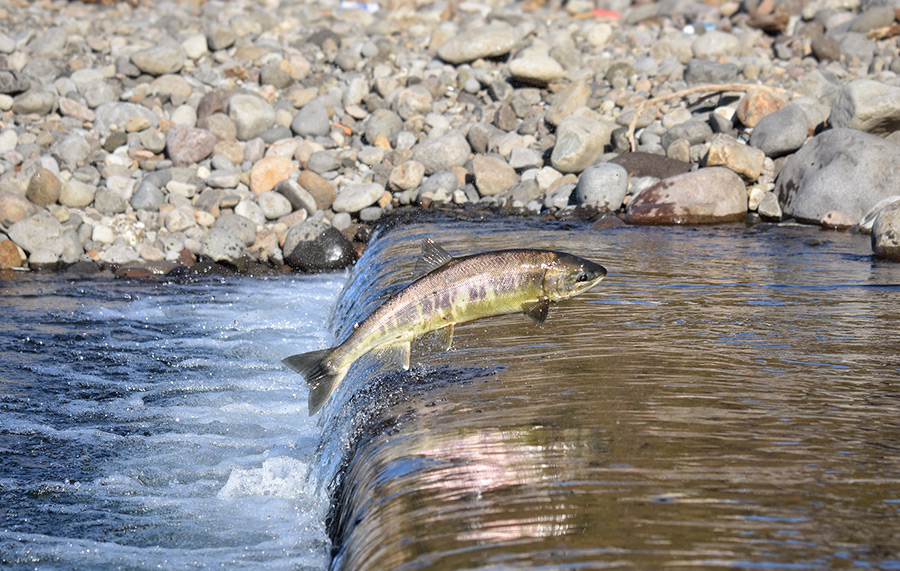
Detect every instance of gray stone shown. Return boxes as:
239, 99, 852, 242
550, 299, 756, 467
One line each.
228, 94, 276, 141
260, 64, 293, 89
60, 179, 95, 208
131, 180, 165, 211
307, 150, 341, 174
131, 44, 186, 76
661, 119, 713, 150
412, 132, 471, 174
684, 59, 739, 85
545, 81, 591, 127
509, 147, 543, 170
213, 213, 257, 246
8, 211, 64, 255
166, 126, 217, 166
472, 154, 517, 197
389, 161, 426, 191
626, 167, 747, 225
94, 102, 159, 134
550, 111, 617, 174
52, 134, 92, 171
203, 227, 249, 264
871, 202, 900, 261
829, 79, 900, 136
276, 178, 318, 215
776, 129, 900, 224
82, 80, 118, 108
100, 243, 140, 266
291, 100, 331, 138
28, 26, 67, 57
757, 191, 783, 220
508, 55, 566, 86
692, 30, 741, 59
437, 24, 519, 64
333, 182, 385, 213
837, 32, 875, 66
12, 89, 57, 115
207, 25, 237, 51
0, 70, 30, 94
750, 105, 809, 158
575, 163, 629, 211
359, 206, 383, 222
258, 191, 292, 219
365, 108, 403, 145
850, 6, 896, 33
94, 187, 127, 215
394, 86, 433, 120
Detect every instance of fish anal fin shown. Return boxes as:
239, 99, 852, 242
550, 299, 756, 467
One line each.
414, 239, 454, 278
283, 348, 344, 416
375, 341, 411, 370
435, 324, 454, 350
523, 299, 550, 324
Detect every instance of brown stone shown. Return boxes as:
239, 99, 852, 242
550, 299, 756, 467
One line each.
609, 151, 692, 180
736, 88, 786, 128
626, 167, 748, 225
297, 170, 336, 210
0, 193, 36, 226
250, 156, 297, 194
704, 134, 766, 180
0, 239, 24, 269
25, 167, 62, 207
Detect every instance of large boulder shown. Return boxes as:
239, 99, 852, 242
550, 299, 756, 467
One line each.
775, 128, 900, 224
626, 167, 747, 225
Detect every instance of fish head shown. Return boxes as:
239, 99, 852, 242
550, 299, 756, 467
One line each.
543, 253, 607, 301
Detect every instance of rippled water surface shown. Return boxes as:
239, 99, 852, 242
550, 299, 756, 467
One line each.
0, 273, 344, 569
324, 218, 900, 570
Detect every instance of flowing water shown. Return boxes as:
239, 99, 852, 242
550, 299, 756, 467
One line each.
2, 215, 899, 570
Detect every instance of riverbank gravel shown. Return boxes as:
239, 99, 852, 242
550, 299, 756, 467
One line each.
1, 0, 900, 274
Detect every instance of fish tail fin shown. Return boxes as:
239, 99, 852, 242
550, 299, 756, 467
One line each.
282, 348, 346, 416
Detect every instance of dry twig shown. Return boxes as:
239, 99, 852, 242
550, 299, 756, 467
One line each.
626, 83, 790, 152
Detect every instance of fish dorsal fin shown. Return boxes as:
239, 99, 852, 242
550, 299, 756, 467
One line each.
523, 299, 550, 324
414, 239, 454, 278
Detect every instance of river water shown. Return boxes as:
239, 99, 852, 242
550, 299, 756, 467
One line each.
2, 216, 899, 570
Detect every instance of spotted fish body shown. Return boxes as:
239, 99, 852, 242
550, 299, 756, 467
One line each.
283, 240, 607, 415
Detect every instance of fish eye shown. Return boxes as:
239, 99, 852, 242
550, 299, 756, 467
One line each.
576, 272, 590, 282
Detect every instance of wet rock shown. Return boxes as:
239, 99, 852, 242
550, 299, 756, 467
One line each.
829, 79, 900, 136
0, 239, 24, 269
229, 94, 276, 141
131, 43, 186, 76
750, 105, 809, 158
250, 156, 297, 194
284, 225, 355, 273
203, 227, 250, 265
776, 129, 900, 224
412, 132, 471, 174
705, 134, 765, 180
609, 152, 692, 179
436, 24, 519, 64
575, 163, 629, 211
25, 167, 61, 207
166, 126, 216, 166
626, 167, 747, 225
473, 154, 517, 197
550, 111, 617, 173
333, 183, 385, 213
872, 202, 900, 261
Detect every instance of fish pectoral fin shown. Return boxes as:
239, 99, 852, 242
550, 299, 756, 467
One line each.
375, 342, 411, 370
414, 239, 454, 278
523, 299, 550, 324
434, 324, 454, 350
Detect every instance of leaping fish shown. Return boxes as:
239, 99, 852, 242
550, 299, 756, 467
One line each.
283, 239, 607, 415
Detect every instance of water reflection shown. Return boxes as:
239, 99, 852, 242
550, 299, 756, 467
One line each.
325, 218, 900, 571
